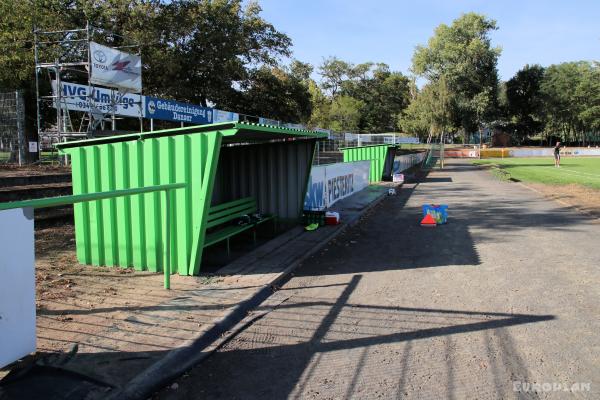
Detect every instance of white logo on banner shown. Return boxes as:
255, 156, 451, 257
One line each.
90, 42, 142, 93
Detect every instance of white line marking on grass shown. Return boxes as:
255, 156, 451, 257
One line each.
559, 168, 600, 178
544, 167, 600, 180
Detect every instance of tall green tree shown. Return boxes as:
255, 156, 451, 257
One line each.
411, 12, 501, 137
340, 63, 410, 132
328, 96, 364, 132
399, 74, 453, 140
318, 56, 351, 97
540, 61, 600, 144
504, 64, 545, 139
0, 0, 293, 109
238, 65, 312, 123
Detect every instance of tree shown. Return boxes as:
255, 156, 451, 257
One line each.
340, 63, 410, 132
307, 80, 331, 129
147, 0, 292, 108
504, 64, 545, 139
328, 96, 364, 132
540, 61, 600, 144
289, 59, 313, 81
411, 13, 501, 137
398, 77, 452, 140
319, 56, 351, 97
0, 0, 292, 109
576, 62, 600, 133
238, 65, 311, 123
397, 95, 430, 138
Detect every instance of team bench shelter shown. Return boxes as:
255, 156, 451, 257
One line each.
56, 122, 326, 276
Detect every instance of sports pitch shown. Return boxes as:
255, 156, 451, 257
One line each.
473, 157, 600, 189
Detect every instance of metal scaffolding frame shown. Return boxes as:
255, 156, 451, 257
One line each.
34, 22, 143, 158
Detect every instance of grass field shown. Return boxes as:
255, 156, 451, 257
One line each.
0, 151, 62, 164
473, 157, 600, 189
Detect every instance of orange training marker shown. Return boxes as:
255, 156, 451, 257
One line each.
420, 213, 437, 227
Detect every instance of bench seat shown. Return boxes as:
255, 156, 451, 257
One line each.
202, 197, 276, 256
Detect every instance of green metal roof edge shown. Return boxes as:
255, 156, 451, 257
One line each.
235, 122, 328, 137
338, 144, 398, 150
55, 122, 326, 151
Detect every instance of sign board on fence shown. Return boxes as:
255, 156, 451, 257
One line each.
396, 137, 420, 144
53, 81, 144, 118
304, 161, 370, 210
304, 165, 327, 210
393, 152, 426, 173
284, 123, 306, 130
213, 109, 240, 123
324, 161, 369, 207
0, 208, 36, 368
90, 42, 142, 93
145, 96, 213, 124
258, 117, 281, 126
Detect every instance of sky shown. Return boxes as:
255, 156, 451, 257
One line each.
256, 0, 600, 82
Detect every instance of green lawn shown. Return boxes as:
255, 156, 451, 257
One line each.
473, 157, 600, 189
0, 151, 63, 164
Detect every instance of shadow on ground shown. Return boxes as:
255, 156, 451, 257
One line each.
153, 275, 553, 400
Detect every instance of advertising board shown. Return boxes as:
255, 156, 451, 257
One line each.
304, 161, 370, 210
53, 80, 143, 118
90, 42, 142, 93
145, 97, 213, 124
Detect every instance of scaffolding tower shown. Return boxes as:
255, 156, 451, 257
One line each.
34, 23, 143, 158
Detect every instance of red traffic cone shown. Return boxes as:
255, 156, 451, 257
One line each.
420, 213, 437, 227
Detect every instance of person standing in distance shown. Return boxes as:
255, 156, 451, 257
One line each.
554, 141, 562, 167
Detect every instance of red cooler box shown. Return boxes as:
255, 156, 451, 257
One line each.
325, 211, 340, 225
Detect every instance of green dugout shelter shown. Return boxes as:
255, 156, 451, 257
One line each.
56, 122, 326, 276
340, 144, 398, 182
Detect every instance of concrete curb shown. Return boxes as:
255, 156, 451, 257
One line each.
104, 187, 391, 400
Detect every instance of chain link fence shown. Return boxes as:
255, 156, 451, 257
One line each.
0, 91, 26, 165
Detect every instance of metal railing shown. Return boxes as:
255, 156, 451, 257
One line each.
0, 183, 186, 289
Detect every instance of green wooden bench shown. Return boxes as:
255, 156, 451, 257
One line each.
204, 197, 276, 256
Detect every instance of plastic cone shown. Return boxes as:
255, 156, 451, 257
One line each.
420, 213, 437, 227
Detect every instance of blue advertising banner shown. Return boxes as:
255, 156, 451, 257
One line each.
145, 97, 213, 124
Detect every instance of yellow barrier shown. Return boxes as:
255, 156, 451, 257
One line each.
480, 149, 509, 158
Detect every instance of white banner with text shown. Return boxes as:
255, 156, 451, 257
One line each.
304, 161, 370, 210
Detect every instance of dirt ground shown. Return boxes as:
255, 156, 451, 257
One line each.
31, 225, 221, 360
524, 183, 600, 219
0, 165, 70, 177
34, 226, 147, 322
156, 160, 600, 400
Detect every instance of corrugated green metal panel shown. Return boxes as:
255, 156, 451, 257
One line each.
341, 145, 395, 182
63, 132, 222, 275
211, 140, 316, 220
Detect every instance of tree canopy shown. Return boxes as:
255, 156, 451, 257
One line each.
308, 59, 411, 132
0, 0, 309, 122
0, 4, 598, 141
403, 13, 501, 140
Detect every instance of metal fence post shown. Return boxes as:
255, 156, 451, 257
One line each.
164, 190, 171, 290
15, 91, 25, 166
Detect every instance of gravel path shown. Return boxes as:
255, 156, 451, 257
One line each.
157, 160, 600, 400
